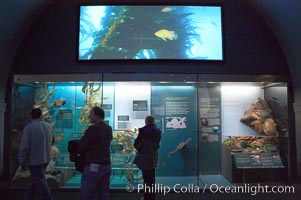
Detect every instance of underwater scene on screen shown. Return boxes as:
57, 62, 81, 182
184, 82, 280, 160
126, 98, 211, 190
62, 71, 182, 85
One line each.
79, 5, 223, 60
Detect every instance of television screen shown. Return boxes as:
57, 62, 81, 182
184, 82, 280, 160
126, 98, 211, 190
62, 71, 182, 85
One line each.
78, 5, 223, 60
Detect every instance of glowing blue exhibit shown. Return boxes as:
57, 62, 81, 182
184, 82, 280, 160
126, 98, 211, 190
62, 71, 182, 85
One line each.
10, 75, 289, 188
78, 5, 223, 60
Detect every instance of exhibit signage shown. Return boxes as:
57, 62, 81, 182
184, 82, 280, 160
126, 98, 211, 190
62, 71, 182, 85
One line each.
234, 152, 284, 168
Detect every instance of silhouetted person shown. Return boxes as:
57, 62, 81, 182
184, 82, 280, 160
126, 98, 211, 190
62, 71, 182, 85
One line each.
134, 115, 161, 200
79, 106, 113, 200
18, 108, 54, 200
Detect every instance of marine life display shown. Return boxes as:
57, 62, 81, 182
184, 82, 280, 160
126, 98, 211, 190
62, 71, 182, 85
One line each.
168, 137, 191, 157
33, 83, 56, 121
9, 78, 289, 188
154, 29, 178, 41
99, 7, 128, 48
134, 49, 157, 59
251, 118, 278, 136
111, 130, 140, 184
79, 6, 222, 60
53, 99, 66, 107
79, 82, 102, 125
161, 6, 175, 13
240, 98, 279, 136
113, 130, 136, 154
223, 136, 279, 153
55, 134, 65, 142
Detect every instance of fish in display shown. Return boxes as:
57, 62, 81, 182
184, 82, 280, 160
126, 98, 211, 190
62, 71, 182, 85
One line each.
168, 137, 191, 157
154, 29, 178, 41
53, 99, 66, 107
161, 7, 176, 13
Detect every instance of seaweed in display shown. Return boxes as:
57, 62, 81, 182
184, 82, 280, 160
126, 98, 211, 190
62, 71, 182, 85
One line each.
85, 6, 200, 59
112, 130, 139, 184
79, 82, 102, 126
33, 83, 56, 124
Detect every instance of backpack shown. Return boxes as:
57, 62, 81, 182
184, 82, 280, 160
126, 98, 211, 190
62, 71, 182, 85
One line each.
67, 140, 85, 172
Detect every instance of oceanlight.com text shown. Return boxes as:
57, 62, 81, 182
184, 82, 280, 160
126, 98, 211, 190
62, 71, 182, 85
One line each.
208, 183, 295, 196
126, 183, 295, 196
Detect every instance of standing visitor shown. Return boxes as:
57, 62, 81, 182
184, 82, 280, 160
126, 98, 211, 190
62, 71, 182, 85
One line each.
134, 115, 161, 200
18, 108, 54, 200
79, 106, 113, 200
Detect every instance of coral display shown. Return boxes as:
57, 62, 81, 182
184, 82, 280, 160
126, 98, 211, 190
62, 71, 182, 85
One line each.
240, 98, 279, 136
224, 136, 279, 153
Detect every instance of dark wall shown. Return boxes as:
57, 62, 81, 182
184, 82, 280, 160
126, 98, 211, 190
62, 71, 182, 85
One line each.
12, 0, 289, 75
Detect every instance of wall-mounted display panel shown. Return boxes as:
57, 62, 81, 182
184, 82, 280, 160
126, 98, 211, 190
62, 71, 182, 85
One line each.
78, 5, 223, 60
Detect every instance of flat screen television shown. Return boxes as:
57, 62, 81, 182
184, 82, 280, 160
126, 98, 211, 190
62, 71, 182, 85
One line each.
78, 5, 223, 60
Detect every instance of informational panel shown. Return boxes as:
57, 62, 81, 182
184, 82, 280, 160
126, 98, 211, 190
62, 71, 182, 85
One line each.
56, 109, 73, 128
133, 100, 148, 111
152, 83, 197, 176
234, 152, 284, 168
114, 83, 151, 130
198, 84, 221, 174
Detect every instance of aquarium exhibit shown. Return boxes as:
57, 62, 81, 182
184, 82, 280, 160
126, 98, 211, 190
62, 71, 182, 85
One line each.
10, 74, 289, 189
78, 5, 223, 60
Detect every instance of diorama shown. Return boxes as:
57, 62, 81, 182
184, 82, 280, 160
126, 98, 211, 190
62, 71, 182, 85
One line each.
10, 74, 289, 189
224, 97, 281, 153
220, 83, 288, 183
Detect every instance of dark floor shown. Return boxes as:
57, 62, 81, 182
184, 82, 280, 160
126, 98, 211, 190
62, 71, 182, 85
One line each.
1, 180, 301, 200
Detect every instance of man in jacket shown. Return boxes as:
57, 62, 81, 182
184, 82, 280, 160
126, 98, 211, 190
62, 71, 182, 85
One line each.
79, 106, 113, 200
18, 108, 54, 200
134, 115, 161, 200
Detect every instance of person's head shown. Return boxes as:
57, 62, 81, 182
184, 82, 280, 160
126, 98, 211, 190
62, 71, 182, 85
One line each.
145, 115, 155, 125
31, 108, 42, 119
89, 106, 105, 123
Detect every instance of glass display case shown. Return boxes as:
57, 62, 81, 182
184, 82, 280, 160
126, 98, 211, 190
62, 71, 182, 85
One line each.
9, 73, 289, 189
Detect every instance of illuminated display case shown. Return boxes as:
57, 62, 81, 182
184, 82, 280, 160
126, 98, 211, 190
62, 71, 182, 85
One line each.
9, 73, 289, 189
